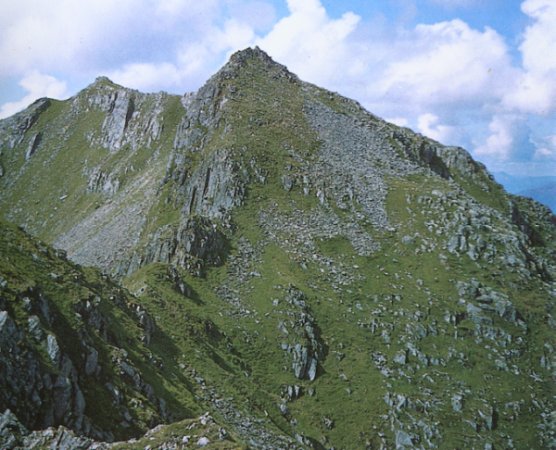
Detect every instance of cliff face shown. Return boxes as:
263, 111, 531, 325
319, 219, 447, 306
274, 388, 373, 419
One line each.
1, 47, 555, 449
0, 221, 175, 441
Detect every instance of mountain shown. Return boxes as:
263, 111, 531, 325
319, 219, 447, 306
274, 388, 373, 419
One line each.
520, 183, 556, 213
1, 47, 555, 449
494, 172, 556, 212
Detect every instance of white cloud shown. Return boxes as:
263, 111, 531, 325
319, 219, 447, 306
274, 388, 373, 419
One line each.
154, 0, 219, 18
475, 115, 517, 160
0, 71, 69, 119
503, 0, 556, 115
417, 113, 458, 144
533, 134, 556, 160
376, 20, 515, 108
255, 0, 361, 86
520, 0, 556, 74
0, 0, 137, 76
474, 114, 537, 164
387, 117, 409, 128
213, 19, 257, 52
226, 1, 278, 31
109, 63, 183, 93
0, 0, 238, 79
109, 18, 256, 93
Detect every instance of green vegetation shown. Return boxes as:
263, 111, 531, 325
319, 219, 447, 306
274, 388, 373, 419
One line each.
0, 48, 554, 449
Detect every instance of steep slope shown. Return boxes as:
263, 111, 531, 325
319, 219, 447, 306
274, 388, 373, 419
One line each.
1, 47, 555, 449
0, 220, 181, 440
0, 220, 288, 448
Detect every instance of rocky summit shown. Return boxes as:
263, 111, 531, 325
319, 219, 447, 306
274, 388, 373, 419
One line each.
0, 47, 555, 449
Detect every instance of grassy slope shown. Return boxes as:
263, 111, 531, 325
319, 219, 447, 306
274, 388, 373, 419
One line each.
122, 56, 555, 448
0, 220, 207, 440
0, 52, 554, 448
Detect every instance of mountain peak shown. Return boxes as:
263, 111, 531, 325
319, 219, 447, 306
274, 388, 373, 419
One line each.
216, 46, 298, 82
93, 75, 115, 86
229, 46, 273, 64
81, 76, 125, 93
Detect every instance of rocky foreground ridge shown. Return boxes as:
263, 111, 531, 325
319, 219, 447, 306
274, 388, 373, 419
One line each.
0, 47, 555, 449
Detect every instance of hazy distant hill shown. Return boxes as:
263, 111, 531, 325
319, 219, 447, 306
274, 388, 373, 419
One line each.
495, 172, 556, 212
1, 47, 555, 449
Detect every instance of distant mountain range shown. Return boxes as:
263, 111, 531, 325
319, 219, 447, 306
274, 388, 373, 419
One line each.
494, 172, 556, 212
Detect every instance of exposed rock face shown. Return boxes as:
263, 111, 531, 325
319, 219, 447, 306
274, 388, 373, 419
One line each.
0, 98, 51, 151
86, 167, 120, 196
0, 47, 555, 450
124, 216, 229, 276
25, 132, 42, 160
0, 224, 172, 443
77, 78, 166, 153
1, 291, 98, 438
278, 286, 325, 381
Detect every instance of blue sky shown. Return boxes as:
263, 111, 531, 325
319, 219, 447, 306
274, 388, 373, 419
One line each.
1, 0, 555, 178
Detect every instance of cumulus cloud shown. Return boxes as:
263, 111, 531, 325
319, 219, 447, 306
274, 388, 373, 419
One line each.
0, 0, 554, 177
474, 114, 537, 163
0, 0, 138, 76
475, 0, 556, 166
386, 117, 410, 128
0, 71, 69, 119
503, 0, 556, 115
375, 20, 515, 108
475, 115, 518, 160
255, 0, 361, 86
417, 113, 459, 144
532, 134, 556, 160
109, 18, 256, 92
0, 0, 256, 80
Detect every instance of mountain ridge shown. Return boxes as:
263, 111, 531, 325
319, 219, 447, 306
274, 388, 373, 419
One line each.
1, 47, 555, 449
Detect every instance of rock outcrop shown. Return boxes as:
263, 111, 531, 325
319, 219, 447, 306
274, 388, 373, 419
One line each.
0, 222, 175, 442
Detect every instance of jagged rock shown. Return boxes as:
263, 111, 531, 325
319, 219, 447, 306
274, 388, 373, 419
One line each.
0, 98, 50, 150
23, 426, 98, 449
86, 167, 120, 196
0, 308, 86, 435
393, 350, 408, 365
85, 347, 99, 377
452, 394, 464, 412
282, 385, 302, 401
197, 436, 210, 447
479, 407, 497, 431
25, 133, 42, 160
27, 316, 43, 341
279, 286, 324, 381
281, 174, 294, 191
94, 88, 135, 152
131, 216, 229, 277
0, 409, 28, 449
46, 334, 61, 365
135, 306, 155, 345
395, 429, 414, 448
322, 416, 334, 430
167, 266, 193, 297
